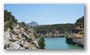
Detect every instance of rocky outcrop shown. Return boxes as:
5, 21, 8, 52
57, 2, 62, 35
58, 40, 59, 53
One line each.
37, 31, 65, 38
45, 33, 65, 38
66, 16, 84, 48
4, 24, 39, 49
66, 27, 84, 48
66, 37, 84, 48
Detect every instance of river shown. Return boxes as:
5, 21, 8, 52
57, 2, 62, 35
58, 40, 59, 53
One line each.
45, 38, 83, 49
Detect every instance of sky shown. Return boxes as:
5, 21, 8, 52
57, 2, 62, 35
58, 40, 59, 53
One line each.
4, 4, 84, 25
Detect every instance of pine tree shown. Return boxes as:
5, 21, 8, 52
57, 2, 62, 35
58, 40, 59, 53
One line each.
38, 36, 45, 49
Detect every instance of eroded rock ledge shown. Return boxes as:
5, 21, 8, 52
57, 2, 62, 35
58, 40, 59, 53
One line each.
66, 37, 84, 48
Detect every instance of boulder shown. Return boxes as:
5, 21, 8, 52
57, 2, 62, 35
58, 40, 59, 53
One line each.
10, 41, 20, 49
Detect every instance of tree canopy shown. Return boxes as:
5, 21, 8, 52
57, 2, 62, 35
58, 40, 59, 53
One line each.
4, 10, 17, 23
38, 36, 46, 49
34, 24, 74, 34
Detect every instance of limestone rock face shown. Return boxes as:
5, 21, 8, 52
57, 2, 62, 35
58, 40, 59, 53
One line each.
10, 41, 20, 49
66, 16, 84, 48
4, 24, 39, 49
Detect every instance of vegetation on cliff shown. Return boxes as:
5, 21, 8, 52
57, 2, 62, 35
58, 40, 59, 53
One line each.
4, 10, 84, 49
66, 16, 84, 48
34, 24, 73, 34
4, 10, 40, 49
71, 16, 84, 35
33, 24, 73, 37
75, 16, 84, 26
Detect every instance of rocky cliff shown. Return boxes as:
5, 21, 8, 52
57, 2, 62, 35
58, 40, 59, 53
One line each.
4, 10, 39, 49
66, 16, 84, 48
4, 24, 39, 49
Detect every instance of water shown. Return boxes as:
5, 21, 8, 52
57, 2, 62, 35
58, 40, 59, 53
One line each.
45, 38, 82, 49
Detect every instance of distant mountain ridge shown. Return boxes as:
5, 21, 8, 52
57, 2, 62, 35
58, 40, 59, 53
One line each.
27, 21, 38, 27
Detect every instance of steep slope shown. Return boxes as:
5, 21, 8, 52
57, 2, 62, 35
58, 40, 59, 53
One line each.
66, 16, 84, 48
4, 24, 39, 49
4, 10, 39, 49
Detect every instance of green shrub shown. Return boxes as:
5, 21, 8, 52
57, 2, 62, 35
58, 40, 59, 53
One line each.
4, 44, 10, 49
25, 46, 29, 49
4, 10, 12, 22
38, 36, 45, 49
4, 22, 9, 31
8, 21, 13, 30
34, 33, 38, 39
21, 22, 25, 26
4, 27, 8, 31
4, 45, 7, 49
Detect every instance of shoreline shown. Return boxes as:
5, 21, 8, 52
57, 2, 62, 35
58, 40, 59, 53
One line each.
43, 37, 84, 48
66, 37, 84, 48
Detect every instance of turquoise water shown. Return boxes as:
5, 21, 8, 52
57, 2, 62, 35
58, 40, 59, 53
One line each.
45, 38, 82, 49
